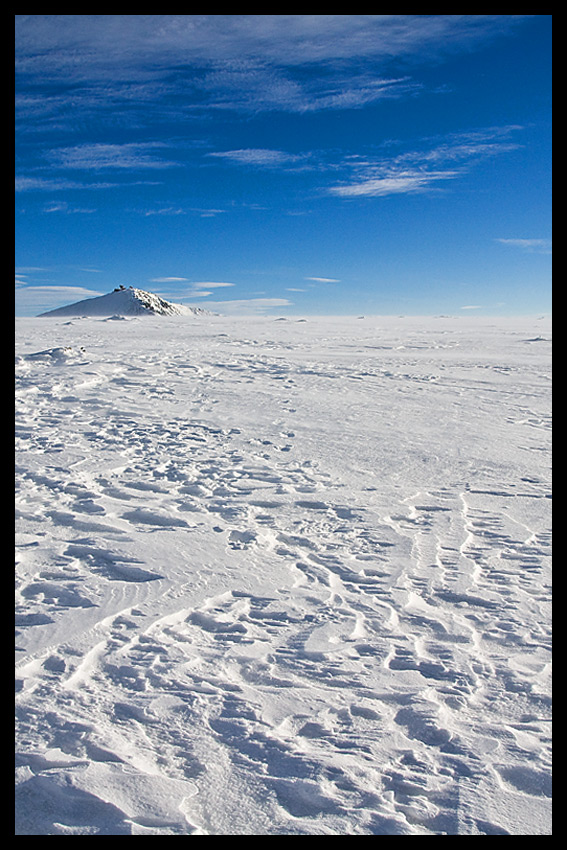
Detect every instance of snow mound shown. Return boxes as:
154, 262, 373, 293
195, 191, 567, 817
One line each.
22, 346, 87, 362
38, 287, 211, 318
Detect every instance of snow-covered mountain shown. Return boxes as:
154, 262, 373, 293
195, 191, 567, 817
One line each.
38, 286, 211, 318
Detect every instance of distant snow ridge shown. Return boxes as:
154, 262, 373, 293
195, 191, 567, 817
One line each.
38, 286, 211, 318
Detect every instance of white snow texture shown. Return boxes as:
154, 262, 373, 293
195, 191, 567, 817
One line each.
15, 312, 551, 835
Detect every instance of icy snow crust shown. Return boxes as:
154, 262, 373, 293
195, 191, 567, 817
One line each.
15, 315, 551, 835
38, 287, 208, 318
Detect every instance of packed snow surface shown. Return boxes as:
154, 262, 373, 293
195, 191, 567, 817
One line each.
15, 314, 552, 835
38, 286, 208, 318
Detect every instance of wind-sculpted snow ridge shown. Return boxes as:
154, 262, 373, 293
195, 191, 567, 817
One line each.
38, 286, 211, 318
15, 315, 552, 835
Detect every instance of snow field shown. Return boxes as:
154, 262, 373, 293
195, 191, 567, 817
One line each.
15, 315, 552, 834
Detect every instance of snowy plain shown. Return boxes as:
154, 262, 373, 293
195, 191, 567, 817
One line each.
15, 313, 552, 835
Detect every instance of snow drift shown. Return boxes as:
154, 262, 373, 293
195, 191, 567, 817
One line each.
15, 314, 552, 835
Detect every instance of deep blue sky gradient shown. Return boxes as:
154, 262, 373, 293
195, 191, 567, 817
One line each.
15, 15, 552, 316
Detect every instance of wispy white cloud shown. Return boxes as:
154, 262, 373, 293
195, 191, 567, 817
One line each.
15, 284, 105, 314
496, 238, 552, 254
328, 169, 459, 197
16, 176, 110, 192
151, 279, 237, 303
327, 126, 522, 198
201, 297, 293, 316
43, 201, 96, 214
203, 127, 523, 199
207, 149, 308, 168
190, 208, 226, 218
137, 206, 227, 217
15, 266, 50, 273
141, 207, 186, 216
199, 64, 416, 114
15, 175, 161, 193
150, 276, 189, 283
48, 142, 177, 170
304, 277, 340, 283
16, 16, 532, 122
15, 285, 103, 296
16, 16, 531, 79
189, 281, 235, 288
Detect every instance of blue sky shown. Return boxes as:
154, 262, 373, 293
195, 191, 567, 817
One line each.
16, 15, 552, 316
